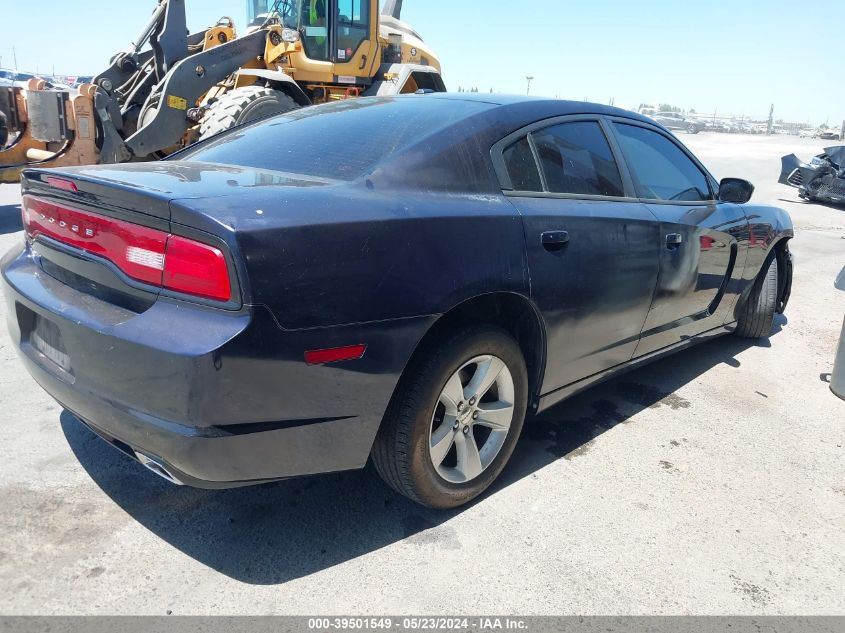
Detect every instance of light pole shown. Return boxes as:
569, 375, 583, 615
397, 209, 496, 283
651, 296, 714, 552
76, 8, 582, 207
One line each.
525, 76, 534, 95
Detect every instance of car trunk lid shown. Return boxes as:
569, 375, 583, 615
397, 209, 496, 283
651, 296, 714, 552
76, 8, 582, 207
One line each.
22, 161, 332, 219
19, 162, 332, 311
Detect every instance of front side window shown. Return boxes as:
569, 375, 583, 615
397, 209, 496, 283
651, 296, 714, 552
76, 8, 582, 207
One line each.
301, 0, 329, 61
614, 123, 712, 202
531, 122, 624, 197
279, 0, 302, 28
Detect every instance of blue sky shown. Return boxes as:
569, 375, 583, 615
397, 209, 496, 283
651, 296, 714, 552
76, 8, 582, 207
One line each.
4, 0, 843, 124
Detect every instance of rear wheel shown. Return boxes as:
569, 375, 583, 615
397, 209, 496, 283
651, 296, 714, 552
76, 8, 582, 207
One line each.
735, 256, 778, 338
199, 86, 299, 140
372, 325, 528, 509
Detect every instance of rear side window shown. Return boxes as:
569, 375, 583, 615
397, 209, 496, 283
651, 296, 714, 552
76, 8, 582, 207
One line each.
614, 123, 712, 201
502, 137, 542, 191
531, 122, 624, 197
178, 97, 493, 181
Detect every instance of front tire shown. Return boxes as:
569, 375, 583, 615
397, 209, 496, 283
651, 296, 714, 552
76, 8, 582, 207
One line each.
372, 325, 528, 509
199, 86, 299, 140
735, 256, 778, 338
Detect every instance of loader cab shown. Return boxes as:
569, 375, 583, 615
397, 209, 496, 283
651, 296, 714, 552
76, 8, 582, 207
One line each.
248, 0, 378, 70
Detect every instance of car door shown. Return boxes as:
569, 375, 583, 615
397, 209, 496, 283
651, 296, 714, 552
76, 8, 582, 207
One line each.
493, 117, 661, 394
608, 119, 749, 356
669, 114, 685, 131
334, 0, 379, 78
651, 113, 667, 126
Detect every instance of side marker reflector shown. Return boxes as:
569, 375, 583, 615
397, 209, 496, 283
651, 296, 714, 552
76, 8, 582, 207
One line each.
304, 344, 367, 366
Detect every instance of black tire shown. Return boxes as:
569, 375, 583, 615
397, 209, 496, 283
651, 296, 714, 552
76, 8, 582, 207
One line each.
199, 86, 299, 139
0, 110, 8, 148
372, 325, 528, 509
735, 256, 778, 338
687, 124, 699, 134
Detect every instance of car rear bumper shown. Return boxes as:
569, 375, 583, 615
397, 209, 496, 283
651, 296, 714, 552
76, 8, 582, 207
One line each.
2, 243, 432, 487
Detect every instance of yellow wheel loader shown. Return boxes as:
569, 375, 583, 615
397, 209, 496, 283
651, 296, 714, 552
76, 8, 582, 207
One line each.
0, 0, 444, 183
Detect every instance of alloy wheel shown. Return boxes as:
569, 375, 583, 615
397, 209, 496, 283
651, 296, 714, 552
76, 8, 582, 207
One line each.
428, 355, 516, 484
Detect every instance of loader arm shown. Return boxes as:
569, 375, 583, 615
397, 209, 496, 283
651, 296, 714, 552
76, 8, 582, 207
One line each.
95, 0, 189, 94
125, 29, 268, 158
150, 0, 189, 78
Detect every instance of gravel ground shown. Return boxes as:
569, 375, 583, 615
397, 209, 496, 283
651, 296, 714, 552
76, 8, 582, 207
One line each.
0, 133, 843, 615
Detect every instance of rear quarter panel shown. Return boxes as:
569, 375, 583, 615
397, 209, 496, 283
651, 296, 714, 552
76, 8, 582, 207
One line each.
171, 184, 530, 330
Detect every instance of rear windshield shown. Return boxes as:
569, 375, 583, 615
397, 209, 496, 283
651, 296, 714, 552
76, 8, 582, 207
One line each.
177, 96, 493, 181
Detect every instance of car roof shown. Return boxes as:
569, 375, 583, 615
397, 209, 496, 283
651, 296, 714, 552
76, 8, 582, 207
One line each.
336, 94, 669, 193
419, 92, 657, 128
177, 93, 671, 195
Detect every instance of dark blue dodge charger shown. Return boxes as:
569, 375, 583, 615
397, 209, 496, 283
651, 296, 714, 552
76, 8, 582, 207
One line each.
2, 94, 793, 508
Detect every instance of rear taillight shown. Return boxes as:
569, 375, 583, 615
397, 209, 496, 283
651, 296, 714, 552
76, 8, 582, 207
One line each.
162, 235, 231, 302
23, 195, 167, 286
22, 195, 232, 302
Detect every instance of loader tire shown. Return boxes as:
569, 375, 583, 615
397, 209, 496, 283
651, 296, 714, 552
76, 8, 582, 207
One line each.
0, 110, 8, 148
199, 86, 299, 140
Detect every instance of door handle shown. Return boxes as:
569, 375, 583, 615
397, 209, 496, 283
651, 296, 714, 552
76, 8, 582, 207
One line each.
541, 230, 570, 252
666, 233, 683, 250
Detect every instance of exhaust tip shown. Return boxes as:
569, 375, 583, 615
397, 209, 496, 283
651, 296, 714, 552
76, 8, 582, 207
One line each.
134, 451, 184, 485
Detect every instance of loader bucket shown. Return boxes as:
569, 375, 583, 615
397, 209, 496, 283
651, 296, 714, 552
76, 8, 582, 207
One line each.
0, 80, 99, 184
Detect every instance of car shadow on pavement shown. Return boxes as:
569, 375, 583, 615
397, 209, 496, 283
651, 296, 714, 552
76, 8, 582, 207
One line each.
0, 203, 23, 235
62, 316, 785, 586
501, 315, 785, 487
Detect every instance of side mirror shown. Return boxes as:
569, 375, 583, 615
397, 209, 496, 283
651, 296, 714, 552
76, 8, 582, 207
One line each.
719, 177, 754, 204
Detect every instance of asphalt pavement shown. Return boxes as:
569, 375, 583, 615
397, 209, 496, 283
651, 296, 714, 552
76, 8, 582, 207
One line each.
0, 133, 843, 615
